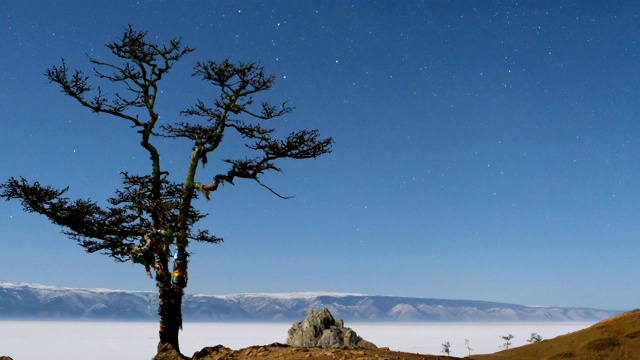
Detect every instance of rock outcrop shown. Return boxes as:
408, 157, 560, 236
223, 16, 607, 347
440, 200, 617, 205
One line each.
286, 308, 377, 349
153, 343, 189, 360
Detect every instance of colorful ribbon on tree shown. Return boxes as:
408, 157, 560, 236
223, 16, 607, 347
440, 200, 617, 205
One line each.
129, 229, 188, 337
130, 233, 154, 277
171, 247, 189, 288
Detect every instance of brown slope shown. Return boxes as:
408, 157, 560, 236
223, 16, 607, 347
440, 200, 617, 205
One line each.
469, 309, 640, 360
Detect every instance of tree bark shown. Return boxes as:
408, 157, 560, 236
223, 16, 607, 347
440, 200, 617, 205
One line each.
157, 244, 188, 353
158, 286, 184, 352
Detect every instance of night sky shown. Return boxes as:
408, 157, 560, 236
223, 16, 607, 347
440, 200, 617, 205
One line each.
1, 1, 639, 310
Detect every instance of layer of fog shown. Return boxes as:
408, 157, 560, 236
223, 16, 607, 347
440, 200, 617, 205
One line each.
0, 321, 593, 359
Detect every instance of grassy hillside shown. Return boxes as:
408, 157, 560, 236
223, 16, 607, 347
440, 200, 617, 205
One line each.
470, 309, 640, 360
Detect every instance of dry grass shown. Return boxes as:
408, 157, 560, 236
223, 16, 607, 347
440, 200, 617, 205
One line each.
469, 309, 640, 360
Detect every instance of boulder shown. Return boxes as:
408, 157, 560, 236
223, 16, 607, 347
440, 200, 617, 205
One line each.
355, 339, 379, 350
192, 345, 233, 359
317, 327, 343, 348
153, 343, 189, 360
286, 308, 377, 349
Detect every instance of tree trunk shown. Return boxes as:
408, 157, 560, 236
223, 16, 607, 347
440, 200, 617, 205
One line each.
157, 245, 188, 354
158, 286, 184, 352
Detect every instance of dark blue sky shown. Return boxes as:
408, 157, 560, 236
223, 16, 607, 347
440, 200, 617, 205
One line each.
1, 1, 639, 310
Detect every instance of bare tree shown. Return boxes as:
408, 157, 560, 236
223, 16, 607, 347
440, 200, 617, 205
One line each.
499, 334, 515, 350
527, 333, 543, 343
1, 26, 332, 355
441, 341, 451, 356
464, 338, 473, 355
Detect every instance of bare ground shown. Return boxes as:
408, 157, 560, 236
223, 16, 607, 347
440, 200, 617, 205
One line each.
189, 344, 463, 360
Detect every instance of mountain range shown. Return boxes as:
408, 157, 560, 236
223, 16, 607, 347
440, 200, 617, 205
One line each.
0, 283, 619, 322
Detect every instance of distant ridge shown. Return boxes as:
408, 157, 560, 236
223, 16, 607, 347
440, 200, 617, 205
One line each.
0, 283, 620, 322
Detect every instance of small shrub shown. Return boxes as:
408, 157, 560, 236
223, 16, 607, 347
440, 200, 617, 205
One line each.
441, 341, 451, 356
583, 337, 620, 351
625, 330, 640, 339
527, 333, 543, 343
549, 351, 576, 359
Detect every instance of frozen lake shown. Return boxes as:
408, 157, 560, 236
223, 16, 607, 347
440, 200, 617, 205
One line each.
0, 321, 594, 359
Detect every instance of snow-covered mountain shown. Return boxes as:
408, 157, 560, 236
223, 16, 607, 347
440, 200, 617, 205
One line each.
0, 283, 619, 322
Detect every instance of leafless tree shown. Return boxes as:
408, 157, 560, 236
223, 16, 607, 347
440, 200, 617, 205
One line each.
527, 333, 543, 343
441, 341, 451, 356
465, 338, 473, 355
1, 25, 332, 355
499, 334, 515, 349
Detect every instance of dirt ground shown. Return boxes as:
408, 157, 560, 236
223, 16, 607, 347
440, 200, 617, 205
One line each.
153, 309, 640, 360
188, 343, 463, 360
